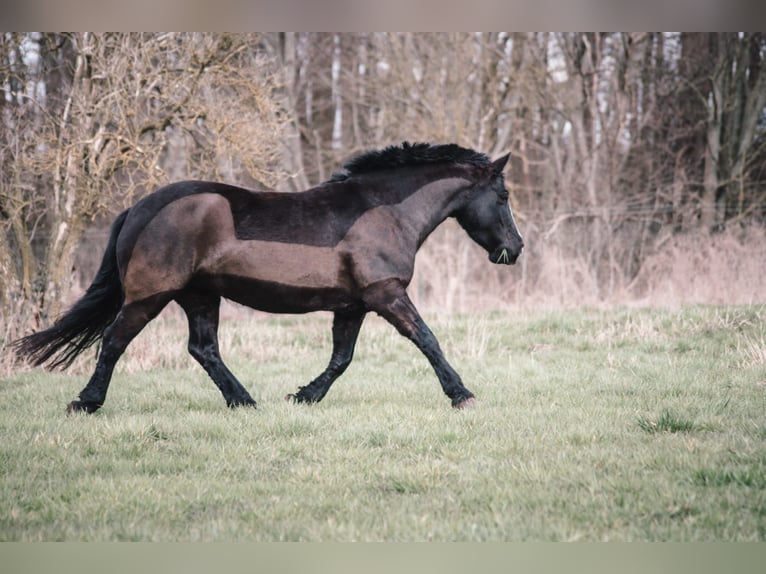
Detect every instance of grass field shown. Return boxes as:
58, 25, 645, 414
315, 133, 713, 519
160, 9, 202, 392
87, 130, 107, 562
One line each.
1, 304, 765, 541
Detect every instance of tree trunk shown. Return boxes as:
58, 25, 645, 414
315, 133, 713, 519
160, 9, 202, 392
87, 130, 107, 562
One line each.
45, 33, 94, 315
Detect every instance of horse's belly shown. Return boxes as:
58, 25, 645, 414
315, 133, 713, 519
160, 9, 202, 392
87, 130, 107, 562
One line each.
194, 239, 362, 313
196, 274, 357, 314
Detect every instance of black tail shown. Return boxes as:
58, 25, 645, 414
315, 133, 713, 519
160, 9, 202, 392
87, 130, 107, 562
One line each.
14, 209, 130, 370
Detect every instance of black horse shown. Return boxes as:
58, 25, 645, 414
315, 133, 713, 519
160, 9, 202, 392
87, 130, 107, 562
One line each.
15, 142, 524, 413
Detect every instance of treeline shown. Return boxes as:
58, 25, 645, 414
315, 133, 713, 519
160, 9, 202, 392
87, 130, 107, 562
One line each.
2, 33, 765, 340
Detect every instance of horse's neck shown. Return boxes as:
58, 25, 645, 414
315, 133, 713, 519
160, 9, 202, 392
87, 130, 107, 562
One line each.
386, 176, 470, 247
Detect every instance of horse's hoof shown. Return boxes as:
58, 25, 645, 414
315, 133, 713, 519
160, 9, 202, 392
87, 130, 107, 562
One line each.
66, 401, 99, 415
453, 397, 477, 410
286, 392, 318, 404
228, 398, 257, 409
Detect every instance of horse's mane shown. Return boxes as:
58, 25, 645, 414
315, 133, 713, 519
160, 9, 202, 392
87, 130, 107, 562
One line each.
328, 142, 490, 182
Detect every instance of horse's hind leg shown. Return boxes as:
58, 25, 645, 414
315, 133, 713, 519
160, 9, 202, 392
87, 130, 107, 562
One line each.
68, 296, 170, 414
178, 293, 256, 408
288, 310, 366, 404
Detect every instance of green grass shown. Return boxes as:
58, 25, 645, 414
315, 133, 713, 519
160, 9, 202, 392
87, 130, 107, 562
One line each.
637, 409, 696, 434
1, 305, 765, 540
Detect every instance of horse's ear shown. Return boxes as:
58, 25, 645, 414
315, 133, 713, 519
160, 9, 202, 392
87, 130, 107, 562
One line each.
491, 153, 510, 175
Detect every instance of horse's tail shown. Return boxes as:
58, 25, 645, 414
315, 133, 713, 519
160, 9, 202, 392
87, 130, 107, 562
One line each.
14, 209, 130, 370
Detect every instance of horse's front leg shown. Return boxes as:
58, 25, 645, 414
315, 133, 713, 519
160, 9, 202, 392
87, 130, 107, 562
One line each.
287, 309, 366, 404
363, 279, 476, 409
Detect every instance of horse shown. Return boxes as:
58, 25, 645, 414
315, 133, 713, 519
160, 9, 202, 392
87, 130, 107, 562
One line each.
14, 142, 524, 414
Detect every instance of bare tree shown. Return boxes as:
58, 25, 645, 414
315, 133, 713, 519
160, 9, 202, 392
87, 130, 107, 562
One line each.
0, 32, 289, 341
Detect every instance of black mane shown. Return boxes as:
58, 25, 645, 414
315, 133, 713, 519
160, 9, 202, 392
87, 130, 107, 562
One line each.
329, 142, 490, 182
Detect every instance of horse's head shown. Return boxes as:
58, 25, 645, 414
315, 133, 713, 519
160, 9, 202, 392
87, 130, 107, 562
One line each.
454, 153, 524, 265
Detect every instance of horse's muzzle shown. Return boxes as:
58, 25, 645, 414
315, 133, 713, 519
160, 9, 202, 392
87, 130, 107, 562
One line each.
490, 245, 522, 265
